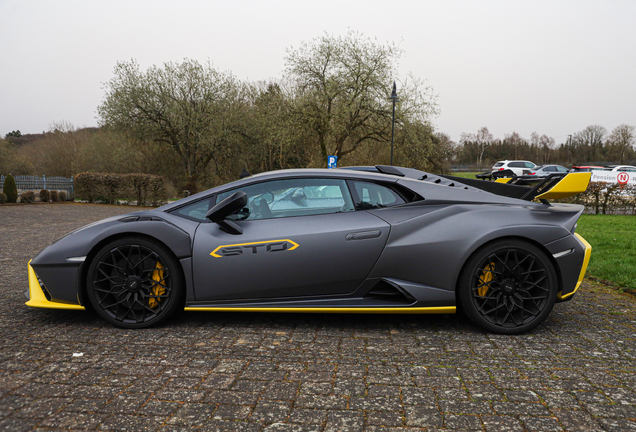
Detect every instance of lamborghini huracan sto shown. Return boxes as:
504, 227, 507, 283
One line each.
26, 166, 592, 334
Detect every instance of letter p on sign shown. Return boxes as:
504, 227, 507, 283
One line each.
328, 156, 338, 169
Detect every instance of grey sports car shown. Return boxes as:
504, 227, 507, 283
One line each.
26, 166, 592, 334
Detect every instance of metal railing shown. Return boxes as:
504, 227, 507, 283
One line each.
0, 175, 73, 199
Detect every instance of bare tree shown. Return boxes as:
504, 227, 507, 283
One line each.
540, 135, 555, 163
434, 132, 456, 162
607, 124, 635, 164
529, 132, 555, 164
503, 132, 525, 160
284, 31, 438, 163
0, 138, 34, 175
98, 59, 245, 192
573, 125, 607, 163
461, 127, 493, 170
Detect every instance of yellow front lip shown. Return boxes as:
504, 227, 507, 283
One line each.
26, 260, 85, 310
557, 233, 592, 300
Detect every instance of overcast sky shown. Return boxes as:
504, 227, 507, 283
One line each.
1, 0, 635, 143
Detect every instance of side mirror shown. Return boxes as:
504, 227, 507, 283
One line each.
205, 191, 248, 234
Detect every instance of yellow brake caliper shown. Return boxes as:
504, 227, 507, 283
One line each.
149, 261, 166, 308
478, 262, 495, 297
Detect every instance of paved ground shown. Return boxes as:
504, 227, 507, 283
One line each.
1, 204, 635, 431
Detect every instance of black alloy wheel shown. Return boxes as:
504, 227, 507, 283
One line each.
458, 239, 557, 334
87, 237, 184, 328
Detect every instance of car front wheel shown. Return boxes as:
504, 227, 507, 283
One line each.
87, 237, 184, 329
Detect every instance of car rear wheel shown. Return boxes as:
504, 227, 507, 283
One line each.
458, 239, 557, 334
87, 237, 184, 329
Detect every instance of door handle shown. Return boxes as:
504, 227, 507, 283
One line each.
346, 230, 382, 241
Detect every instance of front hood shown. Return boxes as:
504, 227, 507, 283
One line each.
32, 209, 175, 266
48, 210, 155, 247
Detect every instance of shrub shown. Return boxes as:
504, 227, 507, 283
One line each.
59, 190, 67, 201
127, 173, 167, 206
0, 192, 6, 204
75, 172, 167, 206
39, 189, 50, 202
2, 174, 17, 203
75, 172, 122, 204
19, 190, 35, 203
571, 181, 636, 215
50, 190, 59, 202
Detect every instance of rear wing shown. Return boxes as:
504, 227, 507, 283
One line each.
342, 165, 591, 203
441, 172, 592, 202
526, 172, 591, 200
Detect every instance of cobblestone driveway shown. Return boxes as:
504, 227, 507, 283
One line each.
1, 204, 635, 431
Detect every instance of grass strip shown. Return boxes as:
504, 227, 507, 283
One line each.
576, 214, 636, 290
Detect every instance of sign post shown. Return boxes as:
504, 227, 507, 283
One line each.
328, 156, 338, 169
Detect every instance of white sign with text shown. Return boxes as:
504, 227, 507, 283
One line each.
590, 171, 636, 185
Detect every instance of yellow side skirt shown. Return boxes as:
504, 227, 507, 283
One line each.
557, 233, 592, 300
26, 261, 85, 310
184, 306, 456, 314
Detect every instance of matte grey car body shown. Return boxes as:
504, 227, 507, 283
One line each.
27, 166, 591, 333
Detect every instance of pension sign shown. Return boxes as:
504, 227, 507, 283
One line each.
590, 171, 636, 186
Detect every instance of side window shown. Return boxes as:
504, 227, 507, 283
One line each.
215, 178, 355, 220
509, 162, 523, 168
351, 181, 406, 210
525, 162, 535, 168
545, 166, 556, 172
557, 166, 569, 173
172, 197, 214, 221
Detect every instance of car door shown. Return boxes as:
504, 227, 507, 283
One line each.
543, 166, 556, 176
508, 162, 523, 176
191, 177, 390, 301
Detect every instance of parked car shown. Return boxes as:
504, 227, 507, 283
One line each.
605, 165, 636, 172
26, 166, 592, 334
491, 160, 536, 176
528, 165, 570, 177
570, 166, 605, 173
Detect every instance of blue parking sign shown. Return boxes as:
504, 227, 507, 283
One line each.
328, 155, 338, 169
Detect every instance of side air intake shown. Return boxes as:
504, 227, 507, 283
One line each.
364, 280, 416, 305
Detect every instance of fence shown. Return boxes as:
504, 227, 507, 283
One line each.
0, 175, 73, 199
450, 165, 484, 172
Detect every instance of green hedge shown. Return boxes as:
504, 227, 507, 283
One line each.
39, 189, 50, 202
19, 191, 35, 204
559, 182, 636, 215
2, 174, 17, 203
75, 172, 167, 206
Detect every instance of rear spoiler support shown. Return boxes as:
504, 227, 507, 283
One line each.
441, 172, 591, 202
520, 174, 567, 201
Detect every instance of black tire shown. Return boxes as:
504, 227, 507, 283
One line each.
86, 236, 184, 329
458, 239, 557, 335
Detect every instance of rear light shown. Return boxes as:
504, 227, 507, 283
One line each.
529, 172, 535, 175
499, 168, 504, 171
